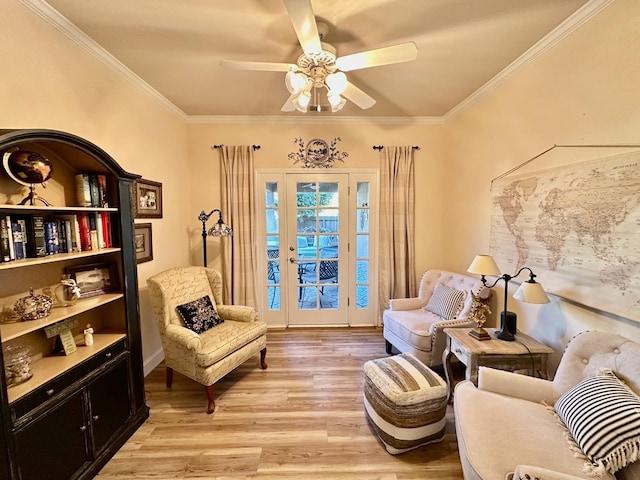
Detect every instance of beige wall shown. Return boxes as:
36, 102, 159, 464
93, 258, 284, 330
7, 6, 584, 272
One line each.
444, 0, 640, 369
187, 122, 446, 276
0, 0, 191, 373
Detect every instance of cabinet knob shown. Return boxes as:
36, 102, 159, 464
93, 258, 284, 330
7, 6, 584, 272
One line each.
105, 352, 112, 359
79, 425, 87, 432
92, 415, 100, 422
46, 389, 55, 397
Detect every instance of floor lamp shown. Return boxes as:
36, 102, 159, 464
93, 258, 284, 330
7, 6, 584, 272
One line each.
199, 209, 233, 266
467, 254, 550, 341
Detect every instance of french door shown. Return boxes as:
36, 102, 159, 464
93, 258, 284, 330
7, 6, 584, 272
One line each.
258, 170, 378, 327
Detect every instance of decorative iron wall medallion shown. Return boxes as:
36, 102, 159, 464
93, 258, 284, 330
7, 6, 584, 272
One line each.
289, 137, 349, 168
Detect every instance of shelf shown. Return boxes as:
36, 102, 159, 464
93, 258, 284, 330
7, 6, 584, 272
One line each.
6, 332, 126, 404
0, 293, 124, 342
0, 204, 118, 213
0, 248, 121, 271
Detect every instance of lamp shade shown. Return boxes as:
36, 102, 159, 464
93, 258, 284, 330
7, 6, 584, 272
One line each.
513, 281, 550, 304
293, 90, 311, 112
467, 254, 501, 276
207, 220, 232, 237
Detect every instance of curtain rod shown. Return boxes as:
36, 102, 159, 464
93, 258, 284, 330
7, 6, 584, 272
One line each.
212, 144, 261, 151
372, 145, 420, 150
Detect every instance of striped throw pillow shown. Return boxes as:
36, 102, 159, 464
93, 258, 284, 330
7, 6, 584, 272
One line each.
554, 368, 640, 476
424, 283, 466, 320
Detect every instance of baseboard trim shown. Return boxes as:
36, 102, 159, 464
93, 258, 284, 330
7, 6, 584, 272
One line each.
144, 348, 164, 377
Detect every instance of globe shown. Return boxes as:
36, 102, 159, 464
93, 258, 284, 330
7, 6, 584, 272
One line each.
3, 150, 53, 186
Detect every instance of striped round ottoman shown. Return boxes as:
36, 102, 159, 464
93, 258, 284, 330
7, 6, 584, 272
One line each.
363, 353, 448, 454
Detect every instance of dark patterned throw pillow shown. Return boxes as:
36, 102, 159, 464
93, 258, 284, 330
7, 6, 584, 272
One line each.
175, 295, 224, 334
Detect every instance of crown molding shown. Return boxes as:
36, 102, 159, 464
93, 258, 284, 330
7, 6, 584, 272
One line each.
444, 0, 615, 121
18, 0, 187, 120
186, 115, 444, 125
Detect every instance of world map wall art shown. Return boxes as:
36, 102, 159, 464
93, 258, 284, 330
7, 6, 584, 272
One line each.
489, 146, 640, 323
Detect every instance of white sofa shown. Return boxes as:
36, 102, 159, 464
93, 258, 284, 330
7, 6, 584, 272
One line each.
382, 269, 489, 367
454, 330, 640, 480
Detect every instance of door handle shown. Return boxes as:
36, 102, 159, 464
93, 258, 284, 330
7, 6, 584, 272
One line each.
289, 257, 298, 263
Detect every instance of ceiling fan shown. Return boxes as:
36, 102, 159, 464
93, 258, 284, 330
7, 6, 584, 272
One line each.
220, 0, 418, 113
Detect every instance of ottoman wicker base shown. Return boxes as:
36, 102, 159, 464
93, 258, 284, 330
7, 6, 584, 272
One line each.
363, 353, 448, 454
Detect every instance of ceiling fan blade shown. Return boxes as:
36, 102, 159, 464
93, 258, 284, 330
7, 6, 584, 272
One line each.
281, 94, 296, 112
220, 59, 297, 72
282, 0, 322, 56
343, 82, 376, 110
336, 42, 418, 72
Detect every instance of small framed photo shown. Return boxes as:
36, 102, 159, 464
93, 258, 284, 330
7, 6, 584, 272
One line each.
65, 262, 119, 298
133, 179, 163, 218
134, 223, 153, 264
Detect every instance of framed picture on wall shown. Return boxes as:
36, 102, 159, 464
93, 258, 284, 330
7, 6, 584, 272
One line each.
134, 223, 153, 264
133, 179, 163, 218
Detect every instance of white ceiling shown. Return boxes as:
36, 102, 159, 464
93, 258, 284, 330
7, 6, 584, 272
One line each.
41, 0, 593, 118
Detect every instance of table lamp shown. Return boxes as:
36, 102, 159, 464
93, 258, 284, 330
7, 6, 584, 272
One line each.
467, 254, 550, 341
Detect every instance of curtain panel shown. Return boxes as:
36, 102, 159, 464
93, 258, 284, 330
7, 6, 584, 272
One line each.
219, 146, 258, 308
378, 146, 417, 322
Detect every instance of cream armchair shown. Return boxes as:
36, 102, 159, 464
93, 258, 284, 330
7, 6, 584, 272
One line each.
382, 269, 489, 367
454, 331, 640, 480
147, 266, 267, 414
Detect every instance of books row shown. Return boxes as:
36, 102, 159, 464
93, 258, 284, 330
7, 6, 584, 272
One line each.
1, 212, 114, 262
75, 173, 109, 208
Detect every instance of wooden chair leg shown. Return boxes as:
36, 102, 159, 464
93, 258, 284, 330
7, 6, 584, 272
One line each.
205, 384, 215, 414
260, 347, 268, 370
166, 366, 173, 388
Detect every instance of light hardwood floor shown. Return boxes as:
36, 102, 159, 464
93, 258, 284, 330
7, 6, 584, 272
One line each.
96, 328, 463, 479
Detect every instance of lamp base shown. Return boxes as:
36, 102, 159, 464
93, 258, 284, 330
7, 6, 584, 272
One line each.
495, 311, 517, 341
469, 327, 491, 341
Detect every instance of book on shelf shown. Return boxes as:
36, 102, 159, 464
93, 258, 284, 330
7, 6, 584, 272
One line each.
100, 211, 112, 248
89, 175, 100, 208
13, 215, 44, 258
0, 217, 10, 262
75, 173, 109, 208
97, 174, 108, 208
16, 218, 28, 258
57, 215, 80, 253
11, 221, 25, 260
44, 221, 60, 255
94, 212, 105, 249
76, 212, 92, 251
75, 174, 93, 207
5, 215, 15, 261
56, 219, 68, 254
31, 215, 47, 257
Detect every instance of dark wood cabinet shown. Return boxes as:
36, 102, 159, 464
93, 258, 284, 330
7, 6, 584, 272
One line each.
14, 389, 88, 480
0, 129, 149, 479
88, 357, 132, 454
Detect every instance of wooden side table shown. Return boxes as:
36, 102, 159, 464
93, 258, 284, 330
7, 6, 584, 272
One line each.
442, 328, 554, 399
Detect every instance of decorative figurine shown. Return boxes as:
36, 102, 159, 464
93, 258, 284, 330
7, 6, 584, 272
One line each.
54, 274, 81, 307
83, 324, 94, 346
468, 290, 492, 341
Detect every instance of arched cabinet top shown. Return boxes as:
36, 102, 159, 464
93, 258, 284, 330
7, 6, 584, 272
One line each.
0, 129, 140, 181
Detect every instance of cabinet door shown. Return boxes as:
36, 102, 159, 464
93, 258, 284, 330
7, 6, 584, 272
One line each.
14, 390, 89, 480
88, 359, 132, 453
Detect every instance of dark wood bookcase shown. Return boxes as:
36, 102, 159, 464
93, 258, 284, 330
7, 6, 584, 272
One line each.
0, 129, 149, 479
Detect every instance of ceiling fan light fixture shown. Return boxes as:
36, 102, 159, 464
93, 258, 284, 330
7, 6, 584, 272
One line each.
327, 93, 346, 112
293, 90, 311, 112
285, 70, 309, 94
325, 71, 347, 95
